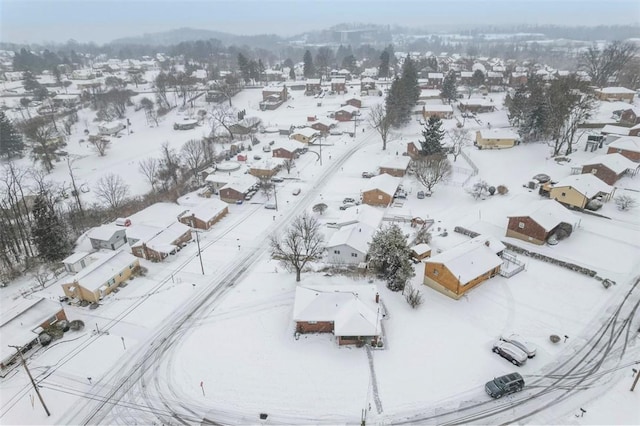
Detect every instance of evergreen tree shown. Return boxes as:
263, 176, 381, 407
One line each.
471, 69, 485, 87
0, 111, 24, 159
341, 55, 357, 73
22, 71, 41, 92
237, 53, 250, 82
303, 50, 315, 78
419, 117, 446, 156
385, 77, 403, 127
378, 50, 390, 78
289, 67, 296, 80
440, 70, 458, 104
368, 224, 415, 292
400, 54, 420, 106
31, 194, 72, 263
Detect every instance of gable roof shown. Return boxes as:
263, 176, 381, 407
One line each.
69, 250, 137, 292
477, 128, 519, 140
87, 225, 124, 241
608, 136, 640, 153
596, 86, 635, 94
292, 284, 380, 337
291, 127, 320, 139
273, 139, 305, 153
552, 173, 614, 197
509, 200, 579, 232
426, 235, 504, 285
379, 155, 411, 171
326, 223, 376, 254
362, 173, 401, 196
334, 204, 384, 229
582, 153, 637, 175
183, 199, 228, 223
131, 222, 191, 253
601, 125, 630, 136
220, 176, 257, 194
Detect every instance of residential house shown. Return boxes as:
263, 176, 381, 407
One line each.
419, 89, 441, 101
601, 125, 631, 144
305, 79, 322, 95
130, 222, 192, 262
326, 223, 376, 265
260, 84, 288, 110
509, 72, 528, 87
421, 104, 454, 120
426, 73, 444, 89
594, 87, 635, 103
580, 153, 638, 185
379, 156, 411, 177
459, 71, 474, 85
331, 77, 347, 94
272, 139, 305, 159
292, 284, 382, 346
173, 119, 199, 130
249, 159, 283, 178
330, 205, 384, 229
486, 71, 504, 86
1, 298, 67, 371
619, 107, 640, 127
475, 129, 519, 149
98, 121, 125, 136
407, 141, 420, 158
334, 105, 359, 122
204, 174, 230, 193
549, 174, 615, 209
459, 98, 496, 113
219, 177, 257, 203
61, 250, 140, 303
506, 200, 580, 245
229, 117, 261, 137
310, 118, 337, 134
178, 199, 229, 230
607, 136, 640, 162
630, 124, 640, 138
424, 235, 504, 299
360, 77, 376, 93
345, 97, 362, 108
62, 251, 94, 273
361, 174, 401, 207
87, 225, 128, 250
290, 128, 320, 144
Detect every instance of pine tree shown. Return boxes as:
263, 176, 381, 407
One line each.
400, 55, 420, 106
303, 50, 315, 78
419, 117, 446, 156
0, 111, 24, 159
289, 67, 296, 80
385, 77, 403, 127
368, 225, 415, 292
31, 194, 72, 263
440, 71, 458, 104
471, 69, 485, 87
237, 53, 250, 82
378, 50, 390, 78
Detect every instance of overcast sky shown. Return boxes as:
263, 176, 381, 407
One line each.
1, 0, 639, 44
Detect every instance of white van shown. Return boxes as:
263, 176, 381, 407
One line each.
115, 218, 131, 227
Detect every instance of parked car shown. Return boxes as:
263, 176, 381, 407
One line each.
500, 334, 537, 358
492, 341, 528, 366
292, 188, 301, 196
264, 203, 277, 210
343, 197, 356, 204
532, 173, 551, 183
262, 145, 271, 152
269, 140, 275, 146
394, 191, 407, 199
271, 176, 284, 183
340, 202, 357, 210
485, 372, 525, 399
417, 191, 425, 199
253, 155, 262, 160
362, 171, 375, 178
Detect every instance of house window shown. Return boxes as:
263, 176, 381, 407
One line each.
561, 192, 566, 197
591, 168, 597, 174
334, 250, 340, 254
130, 264, 136, 269
518, 222, 525, 229
433, 269, 439, 276
351, 253, 358, 257
108, 278, 116, 286
378, 195, 383, 200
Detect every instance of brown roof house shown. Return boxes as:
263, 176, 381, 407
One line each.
272, 139, 305, 160
292, 284, 383, 346
178, 199, 229, 230
333, 105, 359, 122
580, 153, 638, 185
506, 200, 580, 245
361, 174, 401, 207
331, 77, 347, 94
607, 136, 640, 162
310, 118, 337, 134
475, 129, 519, 150
130, 222, 192, 262
379, 155, 411, 177
1, 298, 67, 372
219, 176, 257, 203
290, 127, 320, 144
424, 235, 505, 299
345, 97, 362, 108
249, 158, 283, 178
549, 174, 615, 209
594, 87, 635, 103
61, 250, 140, 303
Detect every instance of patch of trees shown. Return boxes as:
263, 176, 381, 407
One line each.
0, 112, 25, 159
579, 41, 638, 88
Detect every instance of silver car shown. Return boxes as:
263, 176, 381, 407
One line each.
501, 334, 537, 358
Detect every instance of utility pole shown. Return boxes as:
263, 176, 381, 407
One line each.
193, 214, 204, 275
631, 368, 639, 392
9, 346, 50, 417
273, 182, 278, 211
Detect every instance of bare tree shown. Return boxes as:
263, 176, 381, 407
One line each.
404, 285, 423, 308
447, 128, 471, 162
90, 137, 111, 156
20, 117, 60, 172
138, 157, 158, 191
181, 139, 206, 181
258, 176, 274, 200
368, 103, 392, 151
94, 173, 130, 210
580, 41, 638, 87
210, 103, 237, 140
282, 158, 294, 174
409, 156, 452, 192
157, 142, 182, 188
312, 203, 327, 215
467, 179, 491, 200
269, 212, 324, 282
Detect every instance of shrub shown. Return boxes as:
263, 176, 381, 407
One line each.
615, 195, 637, 211
497, 185, 509, 195
405, 285, 424, 308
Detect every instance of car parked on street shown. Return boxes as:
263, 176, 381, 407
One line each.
271, 176, 284, 183
340, 202, 357, 210
264, 203, 277, 210
417, 191, 425, 199
492, 340, 528, 366
362, 171, 375, 178
343, 197, 356, 204
485, 372, 525, 399
500, 334, 537, 358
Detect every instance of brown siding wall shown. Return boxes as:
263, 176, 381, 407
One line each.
219, 188, 244, 203
424, 261, 499, 298
362, 189, 392, 207
334, 111, 352, 122
379, 167, 405, 177
272, 148, 294, 159
346, 99, 362, 108
506, 216, 548, 244
607, 147, 640, 162
296, 321, 334, 333
581, 165, 618, 185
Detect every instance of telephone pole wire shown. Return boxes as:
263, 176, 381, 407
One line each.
9, 346, 50, 417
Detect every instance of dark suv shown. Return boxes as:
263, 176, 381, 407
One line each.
485, 372, 525, 399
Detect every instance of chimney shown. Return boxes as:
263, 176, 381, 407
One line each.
375, 292, 380, 303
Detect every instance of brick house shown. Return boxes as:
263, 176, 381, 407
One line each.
333, 105, 359, 122
130, 222, 192, 262
305, 79, 322, 95
619, 107, 640, 126
178, 199, 229, 230
580, 153, 638, 185
249, 159, 283, 178
421, 104, 454, 120
426, 73, 444, 89
506, 200, 580, 245
361, 174, 400, 207
272, 139, 305, 160
331, 77, 347, 94
345, 97, 362, 108
607, 136, 640, 162
379, 156, 411, 177
219, 177, 257, 203
459, 99, 496, 113
407, 141, 420, 158
310, 118, 337, 134
424, 235, 504, 299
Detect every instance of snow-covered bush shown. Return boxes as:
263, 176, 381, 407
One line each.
405, 285, 423, 308
467, 180, 490, 200
615, 195, 637, 211
497, 185, 509, 195
368, 225, 415, 292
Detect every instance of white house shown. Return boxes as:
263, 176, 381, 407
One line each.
98, 121, 126, 136
326, 223, 376, 265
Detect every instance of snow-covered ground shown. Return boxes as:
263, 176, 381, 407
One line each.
1, 82, 639, 425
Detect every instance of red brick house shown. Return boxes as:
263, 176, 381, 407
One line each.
310, 118, 337, 134
305, 79, 322, 95
331, 77, 347, 94
361, 174, 400, 207
407, 142, 420, 158
219, 177, 257, 203
581, 153, 638, 185
130, 222, 192, 262
506, 200, 579, 245
606, 137, 640, 162
272, 140, 305, 159
178, 199, 229, 230
333, 105, 359, 122
345, 97, 362, 108
619, 108, 640, 127
379, 156, 411, 177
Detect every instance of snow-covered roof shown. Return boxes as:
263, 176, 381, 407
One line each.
362, 173, 401, 196
583, 153, 637, 174
477, 128, 519, 140
273, 139, 305, 153
88, 225, 124, 241
426, 235, 504, 285
311, 117, 337, 128
337, 105, 360, 114
125, 224, 162, 243
379, 155, 411, 171
132, 222, 190, 253
601, 125, 630, 136
420, 89, 441, 97
1, 298, 64, 364
596, 87, 635, 94
98, 121, 125, 131
608, 136, 640, 153
331, 77, 346, 84
305, 78, 321, 85
220, 176, 257, 194
326, 223, 376, 254
291, 127, 320, 138
333, 204, 384, 229
62, 251, 91, 265
251, 158, 284, 170
423, 104, 454, 113
509, 200, 579, 232
69, 250, 138, 292
460, 71, 473, 78
182, 199, 228, 223
428, 73, 444, 79
552, 174, 614, 197
411, 243, 431, 256
292, 284, 381, 337
459, 98, 494, 107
